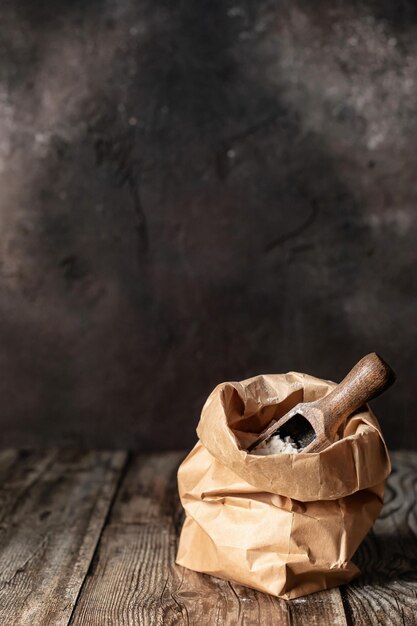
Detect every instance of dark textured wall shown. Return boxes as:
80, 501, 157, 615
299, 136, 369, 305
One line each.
0, 0, 416, 450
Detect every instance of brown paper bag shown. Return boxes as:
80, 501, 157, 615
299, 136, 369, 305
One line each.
176, 372, 391, 599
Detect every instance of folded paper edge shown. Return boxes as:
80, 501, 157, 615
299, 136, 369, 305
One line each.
196, 373, 391, 501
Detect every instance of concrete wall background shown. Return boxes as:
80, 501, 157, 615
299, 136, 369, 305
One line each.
0, 0, 416, 450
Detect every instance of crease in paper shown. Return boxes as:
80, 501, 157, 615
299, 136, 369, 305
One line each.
177, 372, 391, 599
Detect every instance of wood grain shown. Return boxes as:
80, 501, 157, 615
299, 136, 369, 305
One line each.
342, 451, 417, 626
316, 353, 395, 428
0, 450, 127, 626
248, 353, 395, 453
70, 451, 348, 626
1, 449, 416, 625
69, 452, 185, 626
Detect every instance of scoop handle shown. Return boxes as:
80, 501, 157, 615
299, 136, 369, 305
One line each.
314, 352, 396, 436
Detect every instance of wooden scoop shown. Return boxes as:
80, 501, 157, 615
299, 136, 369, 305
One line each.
247, 353, 396, 454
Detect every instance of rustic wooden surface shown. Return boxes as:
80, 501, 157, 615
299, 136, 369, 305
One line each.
0, 450, 127, 626
0, 450, 415, 625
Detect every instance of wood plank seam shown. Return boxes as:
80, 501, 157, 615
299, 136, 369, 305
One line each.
2, 450, 415, 625
0, 451, 128, 626
67, 452, 132, 625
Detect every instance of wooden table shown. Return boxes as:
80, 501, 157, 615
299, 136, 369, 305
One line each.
0, 450, 416, 625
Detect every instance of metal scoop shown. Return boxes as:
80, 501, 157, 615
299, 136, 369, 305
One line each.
247, 353, 396, 454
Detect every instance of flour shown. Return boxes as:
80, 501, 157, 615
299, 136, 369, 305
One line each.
251, 434, 300, 455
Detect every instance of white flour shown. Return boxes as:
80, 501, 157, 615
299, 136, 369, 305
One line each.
251, 434, 300, 455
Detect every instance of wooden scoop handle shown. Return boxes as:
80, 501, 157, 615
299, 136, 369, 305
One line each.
314, 352, 395, 438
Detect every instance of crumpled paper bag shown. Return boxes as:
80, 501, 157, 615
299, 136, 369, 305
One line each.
176, 372, 391, 599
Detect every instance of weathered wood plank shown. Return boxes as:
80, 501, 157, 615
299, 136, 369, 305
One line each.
6, 449, 417, 625
71, 451, 347, 626
289, 588, 348, 626
70, 452, 185, 626
342, 451, 417, 626
174, 568, 291, 625
0, 450, 127, 626
175, 571, 348, 625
